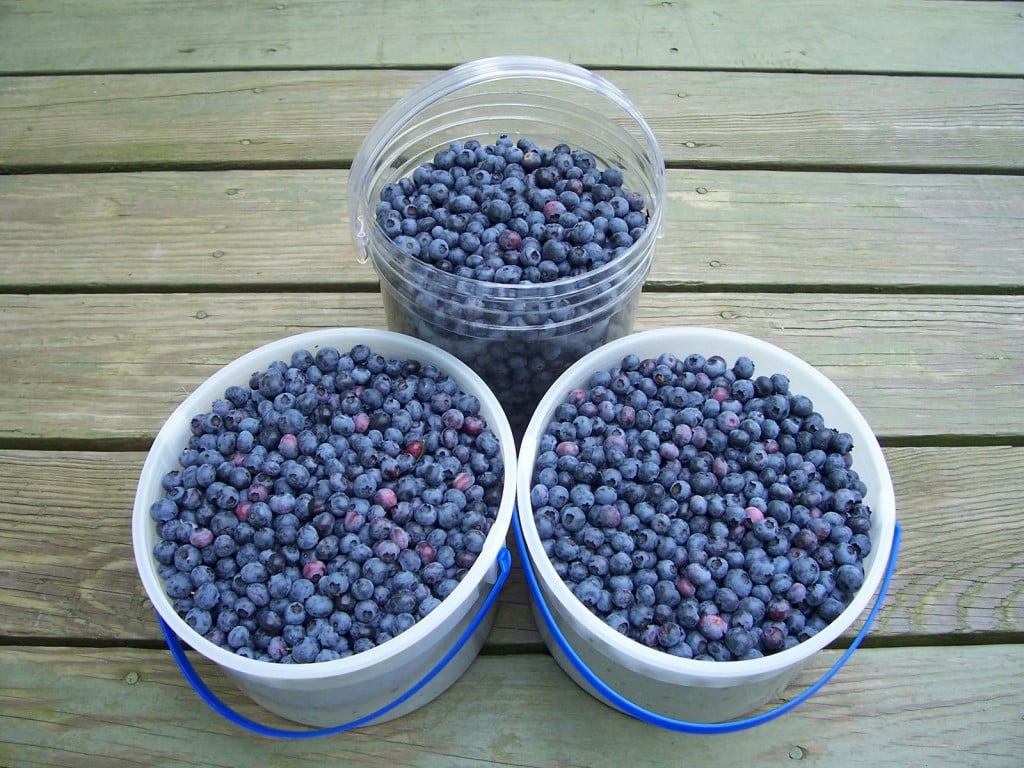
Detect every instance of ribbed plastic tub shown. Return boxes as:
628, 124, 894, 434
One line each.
349, 56, 665, 439
515, 327, 898, 727
132, 328, 517, 730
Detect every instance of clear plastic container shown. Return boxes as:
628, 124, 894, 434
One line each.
349, 56, 666, 440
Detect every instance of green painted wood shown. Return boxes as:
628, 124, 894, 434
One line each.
0, 292, 1020, 443
3, 70, 1022, 171
1, 645, 1021, 767
1, 0, 1022, 76
1, 447, 1020, 645
3, 169, 1023, 291
0, 3, 1019, 763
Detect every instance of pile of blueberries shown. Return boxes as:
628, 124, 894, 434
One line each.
529, 352, 874, 661
373, 135, 653, 438
149, 344, 505, 663
374, 135, 649, 284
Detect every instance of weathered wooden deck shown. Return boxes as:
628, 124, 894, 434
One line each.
1, 2, 1022, 765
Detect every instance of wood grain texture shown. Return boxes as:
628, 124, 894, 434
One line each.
0, 292, 1020, 442
1, 446, 1021, 645
2, 70, 1022, 171
3, 169, 1023, 291
1, 1, 1020, 763
1, 645, 1021, 768
2, 0, 1022, 75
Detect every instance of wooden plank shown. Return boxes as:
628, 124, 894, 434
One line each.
1, 447, 1021, 645
2, 70, 1023, 171
0, 451, 155, 641
1, 0, 1022, 76
0, 292, 1021, 443
0, 645, 1021, 767
3, 169, 1023, 291
0, 170, 365, 290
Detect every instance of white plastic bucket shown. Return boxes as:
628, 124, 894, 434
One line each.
348, 56, 666, 439
132, 328, 517, 730
515, 327, 898, 727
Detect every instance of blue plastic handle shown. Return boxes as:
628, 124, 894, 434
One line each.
157, 545, 513, 738
513, 513, 902, 734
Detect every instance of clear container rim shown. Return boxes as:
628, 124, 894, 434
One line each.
349, 55, 666, 263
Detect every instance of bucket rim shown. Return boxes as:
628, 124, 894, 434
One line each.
516, 326, 898, 683
133, 327, 517, 681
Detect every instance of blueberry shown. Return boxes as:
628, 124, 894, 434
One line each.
153, 539, 178, 565
193, 582, 220, 611
173, 545, 202, 572
748, 558, 774, 585
657, 622, 683, 649
296, 593, 330, 622
185, 607, 213, 635
723, 568, 753, 598
150, 498, 179, 523
760, 625, 786, 653
574, 577, 603, 609
675, 596, 702, 628
817, 596, 847, 623
836, 563, 865, 593
291, 636, 320, 664
599, 167, 623, 187
226, 625, 251, 650
239, 561, 268, 584
698, 613, 728, 642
